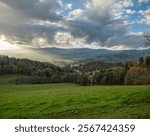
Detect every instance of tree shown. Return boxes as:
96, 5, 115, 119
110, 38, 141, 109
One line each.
125, 61, 134, 69
145, 56, 150, 66
124, 66, 150, 85
93, 72, 104, 85
139, 57, 144, 64
112, 67, 127, 85
80, 73, 89, 86
44, 68, 53, 77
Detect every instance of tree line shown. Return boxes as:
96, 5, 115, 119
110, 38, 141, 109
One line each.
0, 55, 150, 85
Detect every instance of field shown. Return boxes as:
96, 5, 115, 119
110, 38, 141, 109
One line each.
0, 75, 150, 119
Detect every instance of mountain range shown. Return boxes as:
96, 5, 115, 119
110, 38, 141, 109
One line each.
1, 47, 149, 66
34, 48, 149, 65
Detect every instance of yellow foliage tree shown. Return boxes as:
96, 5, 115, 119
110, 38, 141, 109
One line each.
124, 66, 150, 85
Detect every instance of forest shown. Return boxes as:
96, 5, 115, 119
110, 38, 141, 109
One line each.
0, 55, 150, 85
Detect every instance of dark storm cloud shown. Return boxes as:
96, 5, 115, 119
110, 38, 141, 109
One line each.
0, 21, 66, 45
65, 0, 129, 45
0, 0, 62, 21
67, 18, 128, 44
0, 0, 147, 49
0, 0, 65, 45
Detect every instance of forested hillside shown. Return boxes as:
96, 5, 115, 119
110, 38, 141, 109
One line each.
0, 55, 150, 85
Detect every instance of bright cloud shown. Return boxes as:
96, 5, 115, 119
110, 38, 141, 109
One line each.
122, 0, 134, 7
0, 35, 21, 50
0, 0, 149, 50
126, 9, 136, 14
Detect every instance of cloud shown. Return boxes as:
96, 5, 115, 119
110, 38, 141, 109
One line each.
66, 0, 129, 45
119, 0, 134, 8
0, 0, 66, 46
54, 32, 88, 48
0, 35, 21, 50
126, 9, 136, 14
64, 3, 73, 10
138, 0, 149, 3
124, 0, 134, 7
0, 21, 67, 47
0, 2, 26, 24
66, 9, 83, 20
0, 0, 148, 50
138, 9, 150, 25
0, 0, 63, 22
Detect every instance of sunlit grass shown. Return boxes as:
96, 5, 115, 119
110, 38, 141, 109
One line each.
0, 81, 150, 119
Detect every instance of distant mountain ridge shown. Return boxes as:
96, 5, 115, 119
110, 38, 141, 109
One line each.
0, 47, 149, 66
36, 47, 149, 64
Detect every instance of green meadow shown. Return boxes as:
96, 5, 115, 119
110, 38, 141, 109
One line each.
0, 75, 150, 119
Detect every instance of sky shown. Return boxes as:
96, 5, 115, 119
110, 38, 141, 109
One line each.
0, 0, 150, 51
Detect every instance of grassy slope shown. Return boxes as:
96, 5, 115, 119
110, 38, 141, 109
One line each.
0, 77, 150, 119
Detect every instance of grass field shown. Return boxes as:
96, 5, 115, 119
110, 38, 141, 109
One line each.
0, 75, 150, 119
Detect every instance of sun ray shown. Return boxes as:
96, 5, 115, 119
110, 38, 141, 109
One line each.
0, 35, 20, 51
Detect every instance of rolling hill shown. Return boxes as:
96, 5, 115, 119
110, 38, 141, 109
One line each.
34, 48, 149, 64
0, 47, 149, 66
